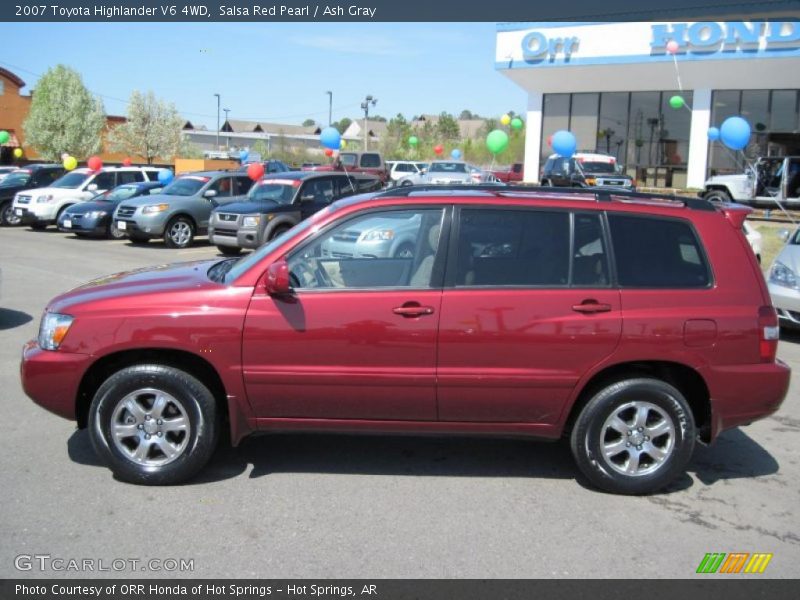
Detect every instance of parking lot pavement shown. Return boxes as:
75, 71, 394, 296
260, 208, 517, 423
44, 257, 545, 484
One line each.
0, 226, 798, 579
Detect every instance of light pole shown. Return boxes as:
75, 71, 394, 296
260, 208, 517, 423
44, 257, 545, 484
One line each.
326, 91, 333, 127
223, 108, 230, 150
213, 93, 221, 150
360, 94, 377, 151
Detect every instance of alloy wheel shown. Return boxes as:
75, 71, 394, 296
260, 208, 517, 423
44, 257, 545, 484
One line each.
599, 401, 675, 476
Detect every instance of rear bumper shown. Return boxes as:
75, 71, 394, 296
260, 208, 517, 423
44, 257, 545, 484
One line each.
706, 360, 791, 440
20, 341, 91, 421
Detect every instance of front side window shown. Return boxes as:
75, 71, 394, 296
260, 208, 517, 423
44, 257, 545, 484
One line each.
288, 208, 445, 290
299, 178, 334, 204
339, 153, 357, 168
608, 214, 710, 288
118, 171, 144, 184
209, 177, 232, 197
91, 171, 116, 190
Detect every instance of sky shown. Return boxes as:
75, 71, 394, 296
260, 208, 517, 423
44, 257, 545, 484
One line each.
0, 22, 527, 128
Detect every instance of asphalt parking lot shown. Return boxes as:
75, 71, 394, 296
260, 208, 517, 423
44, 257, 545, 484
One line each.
0, 226, 798, 579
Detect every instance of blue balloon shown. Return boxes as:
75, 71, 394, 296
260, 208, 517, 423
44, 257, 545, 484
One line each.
451, 149, 462, 159
239, 149, 249, 162
719, 117, 751, 151
320, 126, 341, 150
157, 168, 174, 185
707, 127, 720, 141
551, 130, 577, 158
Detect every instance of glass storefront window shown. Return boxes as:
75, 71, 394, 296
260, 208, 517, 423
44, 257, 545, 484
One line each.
540, 93, 570, 167
770, 91, 798, 132
627, 92, 661, 178
598, 92, 629, 162
569, 93, 599, 154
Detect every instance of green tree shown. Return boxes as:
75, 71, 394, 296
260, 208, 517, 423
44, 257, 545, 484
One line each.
302, 118, 316, 127
437, 112, 460, 141
250, 140, 269, 158
108, 90, 184, 164
333, 117, 352, 134
23, 65, 105, 160
459, 109, 478, 120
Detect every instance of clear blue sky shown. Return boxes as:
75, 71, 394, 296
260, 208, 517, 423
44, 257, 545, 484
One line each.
0, 22, 526, 127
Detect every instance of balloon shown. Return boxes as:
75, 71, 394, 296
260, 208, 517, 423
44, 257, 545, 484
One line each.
340, 139, 347, 149
0, 131, 9, 144
157, 168, 174, 185
546, 134, 553, 148
486, 129, 509, 155
434, 144, 444, 156
666, 40, 680, 54
451, 149, 462, 159
707, 127, 720, 141
669, 95, 685, 109
63, 156, 77, 171
500, 114, 511, 126
720, 116, 751, 151
239, 149, 249, 162
13, 148, 23, 158
320, 126, 341, 150
246, 163, 264, 181
408, 136, 419, 147
551, 130, 577, 158
510, 117, 523, 130
122, 157, 132, 166
87, 156, 102, 171
324, 148, 334, 157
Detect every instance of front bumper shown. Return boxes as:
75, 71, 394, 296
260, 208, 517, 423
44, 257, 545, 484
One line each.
20, 341, 92, 421
114, 214, 169, 238
14, 206, 54, 225
57, 213, 109, 236
209, 226, 260, 250
768, 282, 800, 327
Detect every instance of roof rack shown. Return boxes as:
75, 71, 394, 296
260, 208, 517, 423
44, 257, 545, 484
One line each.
376, 184, 716, 212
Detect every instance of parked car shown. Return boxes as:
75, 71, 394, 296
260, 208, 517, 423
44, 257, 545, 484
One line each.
0, 164, 65, 226
12, 166, 160, 230
541, 153, 635, 189
57, 182, 164, 239
20, 187, 790, 493
702, 156, 800, 206
387, 160, 424, 183
309, 151, 388, 184
209, 172, 381, 255
0, 166, 17, 182
743, 220, 763, 264
396, 160, 474, 186
113, 171, 255, 248
239, 159, 290, 175
768, 226, 800, 328
491, 162, 524, 183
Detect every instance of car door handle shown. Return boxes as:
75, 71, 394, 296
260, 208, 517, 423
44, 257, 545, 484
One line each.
572, 300, 612, 314
393, 304, 435, 317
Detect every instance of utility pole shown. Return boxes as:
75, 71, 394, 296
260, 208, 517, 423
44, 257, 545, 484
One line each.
326, 91, 333, 126
214, 93, 221, 150
223, 108, 230, 150
360, 94, 377, 151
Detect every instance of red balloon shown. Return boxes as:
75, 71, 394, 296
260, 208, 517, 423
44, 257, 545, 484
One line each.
324, 148, 334, 157
87, 156, 102, 171
547, 134, 553, 148
122, 157, 132, 167
246, 162, 265, 181
434, 145, 444, 155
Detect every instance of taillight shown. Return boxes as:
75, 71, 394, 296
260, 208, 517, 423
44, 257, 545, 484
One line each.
758, 305, 779, 363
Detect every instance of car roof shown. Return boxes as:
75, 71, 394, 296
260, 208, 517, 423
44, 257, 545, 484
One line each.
262, 171, 375, 181
547, 152, 616, 161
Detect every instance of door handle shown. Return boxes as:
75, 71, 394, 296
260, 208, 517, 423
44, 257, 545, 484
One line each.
393, 304, 435, 317
572, 300, 612, 314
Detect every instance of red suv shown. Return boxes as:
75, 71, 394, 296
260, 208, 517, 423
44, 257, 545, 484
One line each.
21, 188, 790, 494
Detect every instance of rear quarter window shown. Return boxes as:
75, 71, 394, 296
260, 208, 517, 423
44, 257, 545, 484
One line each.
608, 214, 711, 288
360, 154, 382, 168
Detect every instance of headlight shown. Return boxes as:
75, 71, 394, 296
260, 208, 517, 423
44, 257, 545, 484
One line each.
86, 210, 107, 218
770, 261, 798, 289
360, 229, 394, 241
242, 215, 261, 228
36, 194, 54, 203
38, 312, 74, 351
142, 203, 169, 214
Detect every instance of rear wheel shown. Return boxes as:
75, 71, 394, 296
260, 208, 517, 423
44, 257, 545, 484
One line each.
217, 245, 241, 256
0, 201, 21, 226
703, 189, 731, 203
570, 378, 695, 495
164, 216, 194, 249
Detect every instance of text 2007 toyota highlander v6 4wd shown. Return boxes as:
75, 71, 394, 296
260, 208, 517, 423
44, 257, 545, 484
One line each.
20, 187, 790, 494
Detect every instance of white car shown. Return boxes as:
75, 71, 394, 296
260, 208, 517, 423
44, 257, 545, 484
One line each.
12, 166, 159, 229
743, 221, 763, 264
387, 160, 426, 183
768, 226, 800, 329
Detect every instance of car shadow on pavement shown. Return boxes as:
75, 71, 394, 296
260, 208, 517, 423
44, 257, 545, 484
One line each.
779, 328, 800, 344
686, 427, 779, 486
0, 308, 33, 330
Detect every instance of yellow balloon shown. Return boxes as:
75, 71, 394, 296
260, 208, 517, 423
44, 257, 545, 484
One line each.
340, 139, 347, 149
500, 114, 511, 126
63, 156, 77, 171
13, 148, 23, 158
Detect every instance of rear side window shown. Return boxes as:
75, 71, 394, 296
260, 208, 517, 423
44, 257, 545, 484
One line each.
360, 153, 381, 168
608, 214, 710, 288
118, 171, 144, 184
233, 176, 254, 195
92, 171, 117, 189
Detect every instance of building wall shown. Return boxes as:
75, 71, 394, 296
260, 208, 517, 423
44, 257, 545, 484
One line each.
0, 70, 32, 163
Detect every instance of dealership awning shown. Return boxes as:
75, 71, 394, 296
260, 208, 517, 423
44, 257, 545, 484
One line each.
0, 132, 20, 148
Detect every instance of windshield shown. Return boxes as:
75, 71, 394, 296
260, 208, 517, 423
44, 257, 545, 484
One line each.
0, 171, 31, 186
162, 176, 208, 196
429, 162, 467, 173
222, 206, 337, 283
248, 180, 298, 205
579, 160, 619, 174
101, 186, 141, 202
51, 172, 90, 188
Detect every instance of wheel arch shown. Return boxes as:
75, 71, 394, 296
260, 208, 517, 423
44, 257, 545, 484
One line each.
166, 212, 198, 230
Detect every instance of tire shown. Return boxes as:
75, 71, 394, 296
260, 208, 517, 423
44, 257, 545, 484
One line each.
88, 364, 219, 485
108, 221, 126, 240
393, 242, 415, 259
703, 189, 731, 203
217, 245, 241, 256
400, 180, 413, 187
0, 201, 21, 226
164, 216, 194, 249
570, 378, 695, 495
129, 233, 150, 244
268, 225, 291, 242
541, 179, 552, 187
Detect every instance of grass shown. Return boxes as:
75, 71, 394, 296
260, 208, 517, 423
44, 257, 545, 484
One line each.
749, 219, 794, 269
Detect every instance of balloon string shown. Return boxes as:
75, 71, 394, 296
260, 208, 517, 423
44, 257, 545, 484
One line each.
672, 54, 683, 93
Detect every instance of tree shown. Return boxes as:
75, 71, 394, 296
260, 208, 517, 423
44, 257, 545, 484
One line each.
302, 118, 316, 127
333, 118, 352, 134
370, 115, 388, 122
23, 65, 105, 160
437, 112, 460, 141
250, 140, 269, 158
459, 109, 479, 120
108, 91, 184, 164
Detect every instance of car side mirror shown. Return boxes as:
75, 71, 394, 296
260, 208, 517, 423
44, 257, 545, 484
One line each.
420, 169, 427, 174
204, 189, 217, 198
87, 183, 98, 192
265, 259, 292, 296
779, 229, 790, 243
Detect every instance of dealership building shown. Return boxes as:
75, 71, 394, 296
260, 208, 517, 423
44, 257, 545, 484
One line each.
496, 21, 800, 188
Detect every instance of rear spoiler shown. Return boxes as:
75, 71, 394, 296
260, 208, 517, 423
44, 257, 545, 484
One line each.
718, 201, 753, 228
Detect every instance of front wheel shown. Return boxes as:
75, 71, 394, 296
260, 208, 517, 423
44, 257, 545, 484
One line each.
0, 201, 21, 226
570, 378, 695, 495
108, 221, 127, 240
164, 216, 194, 249
88, 365, 219, 485
703, 189, 731, 203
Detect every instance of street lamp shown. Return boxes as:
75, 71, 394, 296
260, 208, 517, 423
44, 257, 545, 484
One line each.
213, 93, 221, 150
360, 94, 377, 151
326, 91, 333, 127
223, 108, 230, 150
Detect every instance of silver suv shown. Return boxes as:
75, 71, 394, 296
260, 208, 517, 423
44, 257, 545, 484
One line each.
113, 171, 254, 248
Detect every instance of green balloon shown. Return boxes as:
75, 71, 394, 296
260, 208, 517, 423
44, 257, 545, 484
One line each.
408, 136, 419, 146
669, 95, 685, 109
486, 129, 509, 155
510, 117, 523, 130
0, 131, 9, 144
